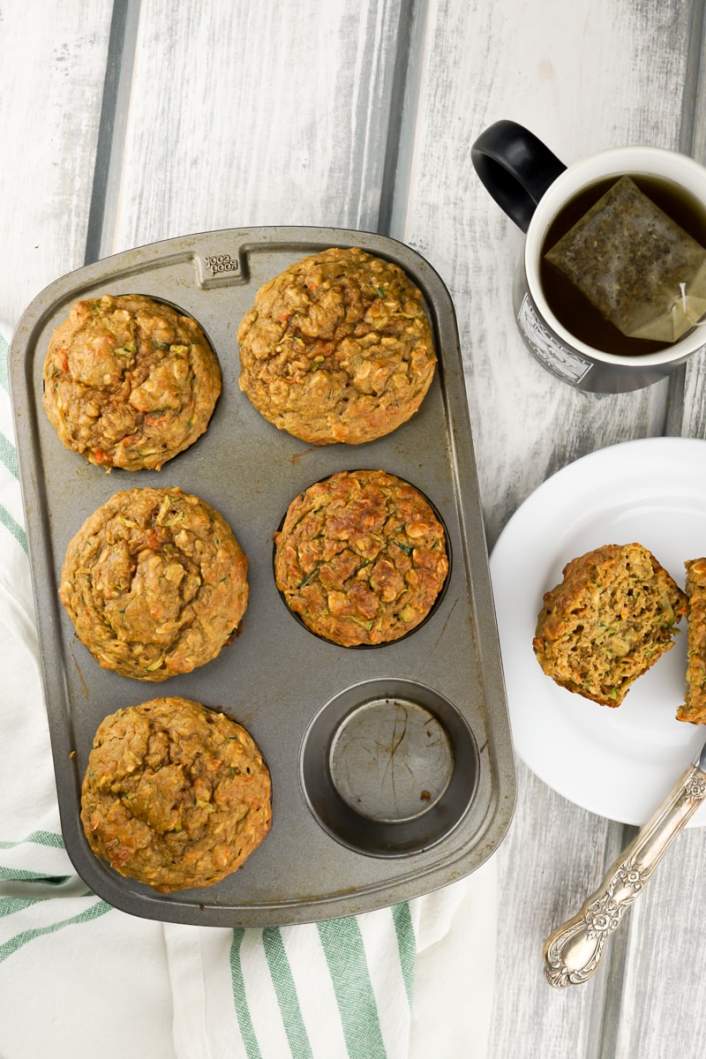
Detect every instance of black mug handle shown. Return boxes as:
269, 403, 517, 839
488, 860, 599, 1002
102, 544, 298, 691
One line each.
471, 120, 566, 232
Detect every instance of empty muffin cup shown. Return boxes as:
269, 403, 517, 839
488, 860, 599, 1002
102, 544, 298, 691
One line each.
301, 679, 479, 856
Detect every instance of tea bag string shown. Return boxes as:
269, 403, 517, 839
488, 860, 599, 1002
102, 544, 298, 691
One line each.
675, 281, 706, 327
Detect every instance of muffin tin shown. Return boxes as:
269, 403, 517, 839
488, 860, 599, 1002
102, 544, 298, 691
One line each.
10, 226, 515, 926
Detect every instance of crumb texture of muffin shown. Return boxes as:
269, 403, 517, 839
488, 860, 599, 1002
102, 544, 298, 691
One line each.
238, 247, 436, 445
677, 558, 706, 724
60, 487, 248, 681
533, 543, 686, 707
274, 469, 449, 646
43, 294, 221, 470
81, 697, 271, 892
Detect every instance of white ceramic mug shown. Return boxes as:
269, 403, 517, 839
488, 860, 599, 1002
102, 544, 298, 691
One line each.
472, 120, 706, 393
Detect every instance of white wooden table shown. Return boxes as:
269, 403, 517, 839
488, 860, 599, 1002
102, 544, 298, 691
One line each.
1, 1, 704, 1054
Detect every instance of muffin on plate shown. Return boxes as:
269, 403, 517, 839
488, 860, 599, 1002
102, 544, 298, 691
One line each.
677, 558, 706, 724
60, 487, 248, 681
43, 294, 221, 470
81, 697, 271, 892
274, 469, 449, 646
237, 247, 436, 445
533, 542, 686, 707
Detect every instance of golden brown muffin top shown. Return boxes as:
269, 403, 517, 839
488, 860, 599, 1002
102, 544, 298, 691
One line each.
274, 469, 448, 646
238, 248, 436, 445
44, 295, 221, 471
60, 487, 248, 681
81, 697, 271, 892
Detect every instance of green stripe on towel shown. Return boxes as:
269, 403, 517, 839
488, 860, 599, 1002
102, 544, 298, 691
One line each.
0, 899, 111, 963
0, 503, 27, 553
263, 926, 313, 1059
0, 434, 18, 478
317, 917, 387, 1059
0, 831, 64, 850
392, 902, 415, 1004
0, 896, 51, 919
0, 333, 7, 392
230, 929, 263, 1059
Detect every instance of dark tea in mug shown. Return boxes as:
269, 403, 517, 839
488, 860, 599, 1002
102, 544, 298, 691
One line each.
540, 175, 706, 356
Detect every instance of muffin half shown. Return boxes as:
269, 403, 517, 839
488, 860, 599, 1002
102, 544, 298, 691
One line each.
238, 248, 436, 445
60, 487, 248, 681
533, 543, 686, 706
81, 698, 271, 892
677, 558, 706, 724
44, 294, 221, 470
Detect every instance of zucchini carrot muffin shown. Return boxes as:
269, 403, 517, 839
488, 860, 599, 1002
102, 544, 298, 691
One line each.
677, 558, 706, 724
60, 487, 248, 681
237, 248, 436, 445
81, 697, 271, 892
43, 294, 221, 470
533, 543, 686, 707
274, 469, 449, 646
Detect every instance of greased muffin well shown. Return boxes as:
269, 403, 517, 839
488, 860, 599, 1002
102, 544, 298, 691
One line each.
274, 470, 449, 646
81, 698, 271, 892
238, 248, 436, 445
43, 294, 221, 471
60, 488, 248, 681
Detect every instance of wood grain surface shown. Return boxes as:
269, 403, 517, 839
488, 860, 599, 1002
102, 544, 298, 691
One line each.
392, 0, 691, 548
2, 1, 706, 1056
107, 0, 405, 254
611, 835, 706, 1058
0, 0, 112, 325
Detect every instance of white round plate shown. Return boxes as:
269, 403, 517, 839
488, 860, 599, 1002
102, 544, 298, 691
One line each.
490, 436, 706, 826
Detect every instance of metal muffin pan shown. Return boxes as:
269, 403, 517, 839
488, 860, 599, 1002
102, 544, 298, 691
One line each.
10, 226, 516, 926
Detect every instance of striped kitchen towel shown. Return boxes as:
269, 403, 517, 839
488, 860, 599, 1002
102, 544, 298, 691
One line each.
0, 325, 497, 1059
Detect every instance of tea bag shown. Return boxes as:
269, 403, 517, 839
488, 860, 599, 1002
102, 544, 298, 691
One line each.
545, 176, 706, 343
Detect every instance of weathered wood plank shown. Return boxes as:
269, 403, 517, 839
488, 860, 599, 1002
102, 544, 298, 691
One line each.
680, 347, 706, 439
106, 0, 404, 254
612, 828, 706, 1058
616, 7, 706, 1056
613, 830, 706, 1054
670, 1, 706, 441
0, 0, 113, 324
392, 1, 692, 1056
489, 763, 623, 1059
393, 0, 690, 548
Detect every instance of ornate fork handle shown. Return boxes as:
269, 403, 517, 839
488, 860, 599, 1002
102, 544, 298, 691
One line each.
544, 763, 706, 988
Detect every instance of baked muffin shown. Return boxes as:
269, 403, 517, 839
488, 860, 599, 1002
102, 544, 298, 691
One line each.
274, 469, 449, 646
238, 248, 436, 445
677, 558, 706, 724
533, 543, 686, 707
44, 294, 221, 470
81, 697, 271, 892
60, 487, 248, 681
